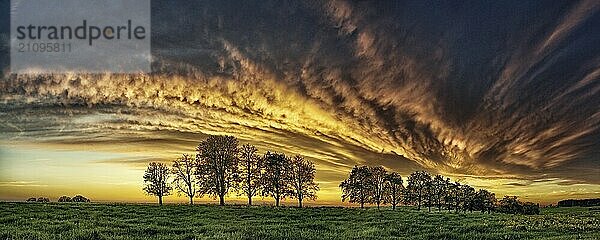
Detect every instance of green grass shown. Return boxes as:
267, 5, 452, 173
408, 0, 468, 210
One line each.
1, 203, 598, 240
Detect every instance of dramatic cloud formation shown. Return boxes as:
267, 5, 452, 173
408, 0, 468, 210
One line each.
1, 0, 599, 203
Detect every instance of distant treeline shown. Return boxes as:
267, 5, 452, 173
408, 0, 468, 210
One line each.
558, 198, 600, 207
26, 195, 90, 203
143, 135, 318, 207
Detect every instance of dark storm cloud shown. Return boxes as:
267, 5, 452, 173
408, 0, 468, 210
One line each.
1, 0, 599, 185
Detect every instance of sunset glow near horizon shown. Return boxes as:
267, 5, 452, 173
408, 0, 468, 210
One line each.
1, 1, 599, 205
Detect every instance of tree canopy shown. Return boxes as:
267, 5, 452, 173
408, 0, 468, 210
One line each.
171, 153, 198, 205
195, 135, 239, 206
143, 162, 172, 205
287, 155, 319, 208
261, 151, 291, 207
340, 165, 373, 208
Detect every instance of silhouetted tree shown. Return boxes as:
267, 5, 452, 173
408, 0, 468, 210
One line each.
26, 197, 37, 202
261, 152, 291, 207
446, 181, 462, 212
58, 196, 72, 202
171, 153, 198, 205
238, 144, 263, 206
522, 202, 540, 215
431, 175, 448, 211
497, 196, 539, 214
36, 197, 49, 203
498, 196, 522, 214
459, 184, 476, 212
475, 189, 496, 213
195, 135, 239, 206
369, 166, 387, 210
143, 162, 172, 205
383, 172, 404, 210
72, 195, 90, 202
287, 155, 319, 208
340, 165, 373, 208
404, 171, 431, 211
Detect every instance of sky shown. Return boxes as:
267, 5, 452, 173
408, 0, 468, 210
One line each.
0, 0, 599, 205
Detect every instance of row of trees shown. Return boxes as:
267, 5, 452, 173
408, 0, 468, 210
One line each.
143, 135, 319, 207
340, 166, 538, 214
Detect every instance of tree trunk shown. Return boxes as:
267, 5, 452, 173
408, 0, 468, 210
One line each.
298, 199, 303, 208
377, 202, 380, 210
275, 197, 280, 207
392, 204, 396, 210
158, 195, 163, 206
219, 195, 225, 206
427, 197, 431, 212
360, 202, 364, 208
188, 184, 194, 205
247, 175, 252, 206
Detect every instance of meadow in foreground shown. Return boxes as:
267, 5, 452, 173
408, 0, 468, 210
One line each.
1, 202, 598, 240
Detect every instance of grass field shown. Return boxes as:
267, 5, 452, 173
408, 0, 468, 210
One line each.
1, 202, 599, 240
